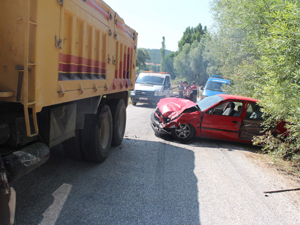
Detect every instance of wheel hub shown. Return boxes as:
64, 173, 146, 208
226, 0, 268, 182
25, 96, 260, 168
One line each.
175, 124, 191, 138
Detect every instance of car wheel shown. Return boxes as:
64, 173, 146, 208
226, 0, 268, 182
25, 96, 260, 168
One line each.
132, 101, 137, 106
171, 124, 195, 142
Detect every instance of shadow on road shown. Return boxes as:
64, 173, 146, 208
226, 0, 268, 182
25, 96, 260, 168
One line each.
157, 132, 262, 153
12, 138, 200, 225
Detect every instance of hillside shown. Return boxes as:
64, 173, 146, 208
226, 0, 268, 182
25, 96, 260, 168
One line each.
145, 49, 172, 64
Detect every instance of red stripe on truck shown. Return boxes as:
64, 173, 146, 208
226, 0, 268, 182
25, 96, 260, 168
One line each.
85, 0, 109, 20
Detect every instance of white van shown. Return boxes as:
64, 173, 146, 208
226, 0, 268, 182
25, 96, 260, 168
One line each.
131, 72, 173, 106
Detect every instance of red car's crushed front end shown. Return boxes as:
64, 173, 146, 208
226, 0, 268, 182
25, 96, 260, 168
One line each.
151, 95, 288, 143
150, 98, 200, 135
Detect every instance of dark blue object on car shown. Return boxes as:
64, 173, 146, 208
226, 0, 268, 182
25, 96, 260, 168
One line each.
201, 75, 230, 100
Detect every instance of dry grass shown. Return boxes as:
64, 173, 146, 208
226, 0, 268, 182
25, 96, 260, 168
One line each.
267, 155, 300, 178
243, 145, 300, 179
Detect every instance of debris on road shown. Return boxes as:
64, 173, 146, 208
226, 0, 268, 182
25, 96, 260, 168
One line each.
264, 187, 300, 194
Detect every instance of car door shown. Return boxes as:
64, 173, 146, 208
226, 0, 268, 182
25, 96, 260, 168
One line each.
239, 102, 265, 141
200, 101, 244, 141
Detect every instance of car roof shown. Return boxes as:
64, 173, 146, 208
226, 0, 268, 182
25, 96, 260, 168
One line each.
139, 73, 169, 78
208, 77, 230, 84
217, 94, 258, 102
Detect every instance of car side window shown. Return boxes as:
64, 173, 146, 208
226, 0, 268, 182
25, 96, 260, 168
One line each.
210, 102, 227, 115
208, 101, 243, 117
232, 102, 243, 117
245, 103, 253, 118
211, 101, 244, 117
164, 76, 170, 89
245, 102, 263, 119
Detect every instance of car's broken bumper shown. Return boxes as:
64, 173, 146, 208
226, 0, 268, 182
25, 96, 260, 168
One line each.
150, 112, 170, 135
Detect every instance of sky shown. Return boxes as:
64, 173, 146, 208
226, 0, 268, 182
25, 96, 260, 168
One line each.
106, 0, 214, 52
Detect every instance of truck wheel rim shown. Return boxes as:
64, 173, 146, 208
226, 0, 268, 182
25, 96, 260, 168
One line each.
175, 124, 190, 138
101, 117, 110, 149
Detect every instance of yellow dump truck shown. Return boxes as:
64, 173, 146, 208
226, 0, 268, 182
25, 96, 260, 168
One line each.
0, 0, 137, 223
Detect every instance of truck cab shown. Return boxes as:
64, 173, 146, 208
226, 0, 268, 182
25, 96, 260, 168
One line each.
131, 72, 172, 106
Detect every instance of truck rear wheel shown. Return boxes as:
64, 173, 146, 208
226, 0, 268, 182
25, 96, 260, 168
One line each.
81, 104, 113, 163
108, 99, 126, 146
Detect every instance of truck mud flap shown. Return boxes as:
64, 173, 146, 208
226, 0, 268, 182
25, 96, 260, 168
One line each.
0, 187, 16, 225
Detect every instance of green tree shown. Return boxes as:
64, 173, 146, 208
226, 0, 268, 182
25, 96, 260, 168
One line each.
174, 40, 208, 85
136, 48, 151, 72
146, 49, 172, 64
148, 64, 160, 73
164, 52, 178, 79
189, 40, 208, 86
208, 0, 300, 163
178, 23, 207, 51
174, 43, 192, 81
160, 36, 167, 72
202, 33, 223, 77
173, 23, 209, 85
178, 27, 193, 52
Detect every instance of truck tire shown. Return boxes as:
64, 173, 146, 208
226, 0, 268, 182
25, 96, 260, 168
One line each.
62, 130, 84, 161
81, 104, 113, 163
132, 101, 137, 106
108, 99, 126, 146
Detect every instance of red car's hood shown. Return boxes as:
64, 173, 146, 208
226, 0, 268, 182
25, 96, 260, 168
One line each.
157, 98, 197, 119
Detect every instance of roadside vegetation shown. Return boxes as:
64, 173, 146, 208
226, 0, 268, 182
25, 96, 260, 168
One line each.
206, 0, 300, 171
136, 24, 210, 85
135, 0, 300, 171
146, 49, 172, 65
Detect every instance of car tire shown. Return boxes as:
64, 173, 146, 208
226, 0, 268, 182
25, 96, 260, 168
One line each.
171, 124, 195, 142
81, 104, 113, 163
108, 99, 126, 146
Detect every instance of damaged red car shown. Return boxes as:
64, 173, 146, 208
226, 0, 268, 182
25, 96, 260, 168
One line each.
151, 94, 286, 143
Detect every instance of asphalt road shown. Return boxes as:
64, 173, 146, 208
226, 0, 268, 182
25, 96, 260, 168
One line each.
11, 104, 300, 225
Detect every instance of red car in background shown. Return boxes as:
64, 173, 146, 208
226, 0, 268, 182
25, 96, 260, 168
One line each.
151, 94, 286, 143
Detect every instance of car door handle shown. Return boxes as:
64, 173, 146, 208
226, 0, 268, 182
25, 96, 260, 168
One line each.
232, 121, 240, 125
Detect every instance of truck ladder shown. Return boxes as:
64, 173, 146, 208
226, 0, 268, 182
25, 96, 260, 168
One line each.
18, 0, 39, 137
